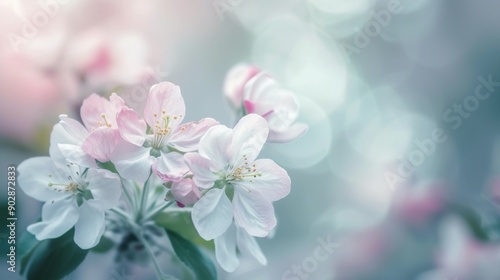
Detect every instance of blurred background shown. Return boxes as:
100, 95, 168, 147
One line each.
2, 0, 500, 279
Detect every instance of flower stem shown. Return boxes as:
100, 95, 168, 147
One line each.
109, 207, 134, 225
138, 171, 153, 221
136, 229, 176, 280
141, 201, 175, 223
120, 178, 136, 213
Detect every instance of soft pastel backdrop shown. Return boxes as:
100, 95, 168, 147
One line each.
2, 0, 500, 279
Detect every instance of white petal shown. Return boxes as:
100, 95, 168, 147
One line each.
184, 153, 219, 189
233, 188, 276, 237
215, 224, 240, 272
28, 197, 79, 240
50, 122, 95, 168
244, 72, 278, 103
233, 159, 291, 201
153, 152, 189, 182
58, 115, 89, 143
86, 168, 121, 209
110, 141, 153, 182
231, 114, 269, 166
168, 118, 219, 152
268, 122, 308, 143
58, 143, 97, 168
236, 226, 267, 265
198, 125, 234, 168
18, 157, 70, 202
192, 188, 233, 240
73, 200, 105, 249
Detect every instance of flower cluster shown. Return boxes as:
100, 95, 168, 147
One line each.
18, 66, 306, 277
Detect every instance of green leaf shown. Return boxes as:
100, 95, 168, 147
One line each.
452, 204, 490, 241
22, 229, 89, 280
91, 235, 114, 253
18, 231, 40, 275
166, 230, 217, 280
97, 161, 119, 174
155, 210, 214, 250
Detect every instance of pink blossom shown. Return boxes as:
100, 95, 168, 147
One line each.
170, 178, 201, 207
243, 73, 308, 143
52, 93, 125, 166
223, 64, 261, 109
111, 82, 218, 182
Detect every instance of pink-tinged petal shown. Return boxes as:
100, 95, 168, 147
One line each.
27, 197, 79, 240
243, 100, 255, 114
184, 153, 219, 189
74, 200, 105, 249
245, 74, 300, 127
117, 107, 146, 146
231, 114, 269, 165
192, 188, 233, 240
243, 72, 278, 106
171, 178, 201, 207
82, 127, 121, 162
144, 82, 185, 129
109, 92, 126, 108
57, 144, 97, 168
233, 188, 276, 237
153, 152, 189, 182
243, 74, 305, 141
81, 93, 123, 130
18, 157, 71, 202
168, 118, 219, 152
198, 125, 234, 168
223, 64, 261, 109
110, 141, 153, 182
268, 122, 308, 143
234, 159, 291, 201
236, 226, 267, 265
86, 168, 121, 209
58, 115, 89, 143
262, 88, 300, 130
215, 224, 240, 272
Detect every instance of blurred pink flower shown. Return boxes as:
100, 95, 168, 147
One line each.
0, 52, 60, 142
488, 177, 500, 205
392, 182, 446, 225
426, 216, 500, 279
223, 64, 260, 109
244, 73, 308, 143
63, 30, 148, 90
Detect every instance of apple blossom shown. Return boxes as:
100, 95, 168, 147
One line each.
169, 178, 201, 207
223, 64, 261, 109
15, 71, 298, 279
51, 93, 126, 165
18, 157, 121, 249
243, 73, 308, 143
214, 223, 267, 272
111, 82, 218, 182
185, 114, 291, 241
